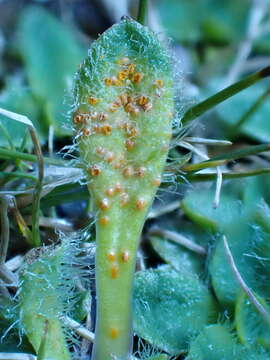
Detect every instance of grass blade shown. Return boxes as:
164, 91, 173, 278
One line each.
182, 66, 270, 124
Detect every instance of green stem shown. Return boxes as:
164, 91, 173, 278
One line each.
185, 167, 270, 182
94, 217, 141, 360
28, 126, 44, 247
0, 123, 14, 150
0, 171, 37, 183
181, 159, 227, 172
137, 0, 148, 25
205, 143, 270, 162
72, 19, 174, 360
182, 66, 270, 124
0, 147, 67, 167
0, 196, 9, 265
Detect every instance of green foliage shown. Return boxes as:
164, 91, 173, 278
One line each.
17, 6, 85, 136
236, 291, 270, 348
133, 265, 217, 354
181, 183, 241, 232
186, 324, 269, 360
19, 247, 71, 360
218, 83, 270, 142
156, 0, 248, 44
0, 77, 42, 147
150, 235, 203, 274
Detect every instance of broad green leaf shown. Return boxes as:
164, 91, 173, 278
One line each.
150, 235, 202, 274
186, 323, 269, 360
236, 291, 270, 349
183, 178, 270, 309
17, 6, 85, 136
0, 76, 43, 147
133, 265, 217, 354
20, 248, 71, 360
186, 324, 238, 360
218, 83, 270, 142
181, 183, 242, 232
0, 298, 34, 353
209, 214, 270, 309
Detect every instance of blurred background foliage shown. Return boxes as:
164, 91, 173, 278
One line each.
1, 0, 270, 359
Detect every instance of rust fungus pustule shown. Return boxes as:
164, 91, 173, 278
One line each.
88, 97, 99, 105
96, 146, 106, 156
99, 198, 110, 211
109, 327, 119, 339
111, 76, 122, 86
82, 128, 91, 136
136, 166, 146, 178
99, 216, 110, 225
104, 78, 113, 86
154, 79, 164, 88
99, 113, 108, 122
119, 94, 128, 106
91, 111, 99, 120
93, 124, 100, 133
107, 251, 116, 262
123, 166, 134, 178
124, 103, 139, 116
105, 151, 114, 163
127, 63, 135, 74
73, 114, 83, 124
126, 125, 138, 137
152, 176, 162, 187
125, 139, 135, 151
135, 198, 147, 210
110, 264, 119, 279
109, 103, 119, 113
89, 165, 101, 176
142, 102, 153, 112
117, 70, 129, 80
121, 251, 130, 263
101, 124, 112, 136
114, 182, 122, 193
106, 187, 115, 197
137, 95, 149, 106
131, 72, 144, 83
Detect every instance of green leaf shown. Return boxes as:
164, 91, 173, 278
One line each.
182, 68, 270, 124
186, 323, 269, 360
218, 83, 270, 142
17, 6, 85, 136
181, 182, 242, 232
149, 220, 208, 275
183, 178, 270, 309
209, 212, 270, 309
0, 298, 34, 353
186, 324, 238, 360
236, 291, 270, 349
20, 248, 71, 360
150, 235, 203, 274
0, 77, 43, 147
133, 265, 217, 354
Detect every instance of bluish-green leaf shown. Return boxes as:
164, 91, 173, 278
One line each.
133, 265, 217, 354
